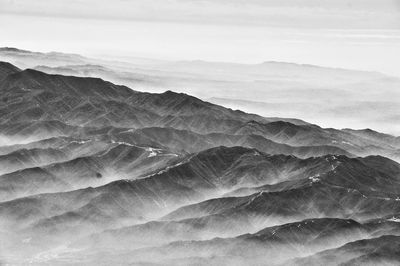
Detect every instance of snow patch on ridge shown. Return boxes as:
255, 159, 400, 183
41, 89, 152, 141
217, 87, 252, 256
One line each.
309, 174, 320, 183
147, 147, 162, 157
387, 217, 400, 223
70, 140, 91, 145
111, 140, 134, 147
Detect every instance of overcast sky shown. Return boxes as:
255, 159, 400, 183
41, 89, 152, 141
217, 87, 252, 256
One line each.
1, 0, 400, 75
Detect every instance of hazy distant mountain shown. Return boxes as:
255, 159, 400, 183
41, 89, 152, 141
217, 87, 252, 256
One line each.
0, 47, 87, 68
2, 47, 400, 135
209, 97, 400, 137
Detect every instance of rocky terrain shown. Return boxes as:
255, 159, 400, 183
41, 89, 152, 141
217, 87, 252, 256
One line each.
0, 60, 399, 265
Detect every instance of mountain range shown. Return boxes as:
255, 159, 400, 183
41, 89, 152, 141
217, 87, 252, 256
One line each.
0, 58, 400, 265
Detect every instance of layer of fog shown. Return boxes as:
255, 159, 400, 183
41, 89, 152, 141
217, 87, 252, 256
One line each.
5, 217, 389, 266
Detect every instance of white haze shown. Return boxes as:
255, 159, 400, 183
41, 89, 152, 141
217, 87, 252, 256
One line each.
1, 0, 400, 76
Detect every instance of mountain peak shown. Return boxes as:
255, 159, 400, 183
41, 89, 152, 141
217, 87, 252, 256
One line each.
0, 61, 20, 81
2, 67, 135, 99
0, 47, 31, 53
163, 90, 182, 95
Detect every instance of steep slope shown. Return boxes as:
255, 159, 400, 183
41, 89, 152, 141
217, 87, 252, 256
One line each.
0, 175, 202, 239
163, 154, 400, 227
139, 146, 347, 192
0, 136, 112, 176
0, 136, 82, 155
166, 181, 400, 224
68, 218, 400, 266
292, 235, 400, 266
128, 90, 273, 123
0, 61, 20, 82
2, 147, 399, 247
0, 147, 350, 235
0, 147, 68, 175
0, 142, 180, 202
117, 127, 353, 159
0, 167, 71, 202
0, 69, 158, 128
0, 120, 78, 145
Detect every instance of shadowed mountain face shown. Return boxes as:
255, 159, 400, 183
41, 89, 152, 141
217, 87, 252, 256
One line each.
0, 60, 400, 265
